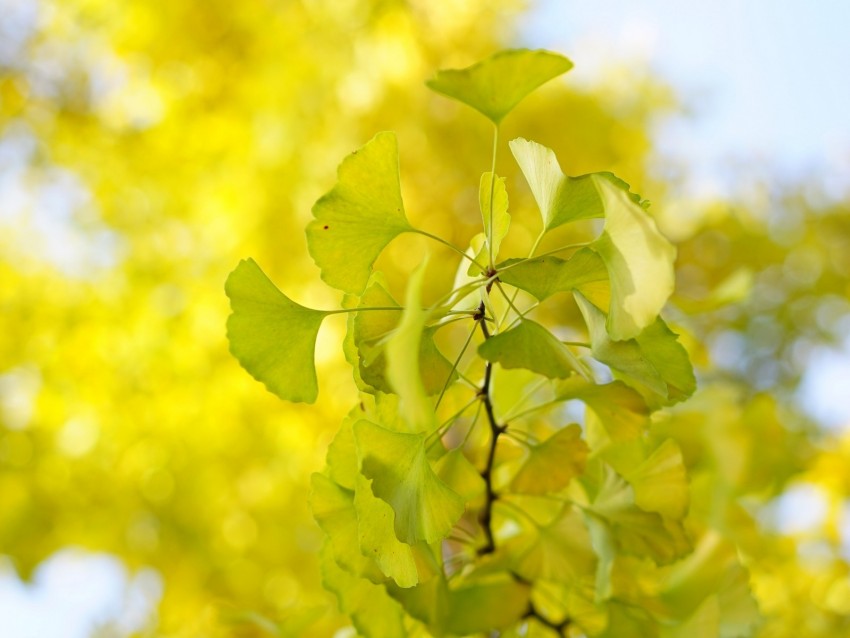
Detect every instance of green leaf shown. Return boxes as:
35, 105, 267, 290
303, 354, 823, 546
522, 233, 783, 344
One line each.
309, 473, 382, 581
554, 377, 649, 443
445, 577, 531, 635
479, 172, 510, 265
307, 132, 413, 294
498, 248, 608, 302
319, 541, 407, 638
353, 474, 419, 588
426, 49, 573, 124
624, 439, 689, 520
507, 505, 597, 583
434, 447, 486, 502
509, 137, 640, 231
478, 319, 581, 379
511, 424, 588, 494
575, 294, 696, 406
225, 258, 328, 403
590, 175, 676, 340
354, 420, 465, 545
353, 277, 456, 396
325, 411, 359, 490
587, 465, 691, 566
385, 260, 436, 433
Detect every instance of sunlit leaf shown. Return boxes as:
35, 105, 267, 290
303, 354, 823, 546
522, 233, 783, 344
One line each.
478, 319, 581, 379
354, 277, 456, 395
434, 447, 486, 502
307, 132, 413, 294
310, 473, 382, 581
445, 576, 531, 635
509, 138, 640, 231
325, 410, 360, 489
385, 260, 436, 432
511, 424, 589, 494
498, 248, 608, 302
426, 49, 573, 124
354, 420, 465, 545
624, 439, 689, 520
587, 465, 691, 566
225, 258, 328, 403
576, 294, 695, 406
507, 505, 596, 583
354, 474, 419, 588
478, 172, 510, 266
554, 377, 649, 443
319, 541, 407, 638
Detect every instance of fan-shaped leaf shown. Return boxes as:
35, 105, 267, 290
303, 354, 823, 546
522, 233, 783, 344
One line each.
498, 248, 608, 302
478, 172, 510, 267
625, 439, 689, 520
511, 424, 589, 494
576, 294, 695, 406
426, 49, 572, 124
354, 474, 419, 588
354, 420, 465, 545
307, 132, 413, 294
554, 377, 649, 442
225, 258, 328, 403
478, 319, 581, 379
319, 542, 407, 638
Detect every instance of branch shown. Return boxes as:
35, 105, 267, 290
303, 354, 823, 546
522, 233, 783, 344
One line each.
523, 602, 571, 636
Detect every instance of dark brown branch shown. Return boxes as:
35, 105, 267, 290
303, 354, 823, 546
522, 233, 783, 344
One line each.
476, 301, 504, 555
523, 603, 571, 636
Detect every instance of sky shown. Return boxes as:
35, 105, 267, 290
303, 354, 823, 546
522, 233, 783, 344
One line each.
520, 0, 850, 201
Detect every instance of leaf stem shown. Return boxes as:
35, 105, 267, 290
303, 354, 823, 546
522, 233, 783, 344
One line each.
412, 228, 486, 272
487, 124, 500, 269
435, 321, 479, 410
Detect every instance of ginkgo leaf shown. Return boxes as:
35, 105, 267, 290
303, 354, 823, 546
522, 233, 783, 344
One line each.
507, 505, 597, 583
478, 172, 510, 266
307, 131, 413, 294
587, 465, 691, 566
445, 577, 531, 635
453, 233, 487, 310
354, 420, 465, 545
325, 411, 359, 490
590, 175, 676, 340
385, 260, 437, 432
478, 319, 581, 379
510, 138, 674, 339
554, 377, 649, 442
225, 258, 328, 403
319, 541, 407, 638
434, 447, 486, 502
511, 424, 588, 494
509, 137, 641, 231
426, 49, 573, 124
624, 439, 689, 520
353, 277, 456, 395
575, 293, 696, 406
354, 474, 419, 588
310, 473, 382, 581
498, 248, 608, 302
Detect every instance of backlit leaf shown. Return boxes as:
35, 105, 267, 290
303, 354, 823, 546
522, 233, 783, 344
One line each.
478, 172, 510, 266
354, 474, 419, 588
554, 377, 649, 443
576, 294, 695, 406
445, 576, 532, 635
498, 248, 608, 302
590, 175, 676, 340
225, 258, 328, 403
511, 424, 589, 494
354, 278, 456, 395
625, 439, 689, 520
319, 541, 407, 638
478, 319, 581, 379
426, 49, 573, 124
307, 132, 413, 294
354, 420, 465, 545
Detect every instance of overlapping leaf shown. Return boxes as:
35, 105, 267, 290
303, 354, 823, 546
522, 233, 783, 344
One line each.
225, 258, 328, 403
555, 377, 650, 443
426, 49, 573, 124
476, 172, 510, 268
354, 420, 465, 545
511, 424, 589, 494
498, 248, 608, 303
307, 132, 413, 294
576, 293, 696, 406
353, 277, 456, 395
478, 318, 581, 379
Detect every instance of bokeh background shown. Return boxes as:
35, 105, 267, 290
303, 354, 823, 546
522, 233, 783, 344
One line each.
1, 0, 849, 636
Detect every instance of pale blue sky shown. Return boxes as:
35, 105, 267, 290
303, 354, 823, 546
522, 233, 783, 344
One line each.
521, 0, 850, 199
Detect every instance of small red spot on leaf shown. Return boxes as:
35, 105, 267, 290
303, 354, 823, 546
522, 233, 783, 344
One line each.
323, 225, 329, 230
